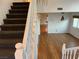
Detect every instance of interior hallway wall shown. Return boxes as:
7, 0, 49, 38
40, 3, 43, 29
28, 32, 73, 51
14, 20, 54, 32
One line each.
38, 0, 79, 12
48, 13, 70, 33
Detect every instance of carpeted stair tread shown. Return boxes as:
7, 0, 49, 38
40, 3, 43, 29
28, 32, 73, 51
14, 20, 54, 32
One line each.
0, 44, 15, 48
0, 30, 23, 32
9, 9, 28, 14
0, 31, 24, 39
9, 9, 28, 11
6, 13, 27, 18
0, 39, 21, 44
0, 56, 14, 59
0, 31, 24, 34
0, 48, 15, 56
4, 19, 26, 24
11, 5, 29, 9
4, 18, 26, 20
0, 24, 25, 31
13, 2, 29, 5
0, 24, 25, 26
7, 12, 27, 14
0, 48, 15, 59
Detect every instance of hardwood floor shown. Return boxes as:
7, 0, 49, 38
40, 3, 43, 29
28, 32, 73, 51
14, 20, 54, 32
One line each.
38, 33, 79, 59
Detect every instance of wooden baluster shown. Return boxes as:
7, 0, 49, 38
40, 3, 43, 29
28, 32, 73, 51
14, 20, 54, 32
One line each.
62, 50, 64, 59
73, 49, 77, 59
67, 50, 69, 59
62, 44, 66, 59
64, 50, 66, 59
62, 50, 66, 59
64, 53, 66, 59
70, 50, 73, 59
78, 55, 79, 59
62, 44, 79, 59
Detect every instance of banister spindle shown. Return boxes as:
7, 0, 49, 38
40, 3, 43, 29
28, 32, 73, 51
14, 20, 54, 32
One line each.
62, 51, 65, 59
65, 51, 67, 59
78, 55, 79, 59
67, 50, 69, 59
62, 44, 79, 59
70, 50, 73, 59
73, 49, 77, 59
62, 44, 66, 59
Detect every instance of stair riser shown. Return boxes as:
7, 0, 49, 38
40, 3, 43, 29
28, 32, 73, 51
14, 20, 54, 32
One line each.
9, 10, 28, 14
1, 26, 25, 31
4, 20, 26, 24
7, 14, 27, 18
11, 6, 29, 9
13, 2, 29, 6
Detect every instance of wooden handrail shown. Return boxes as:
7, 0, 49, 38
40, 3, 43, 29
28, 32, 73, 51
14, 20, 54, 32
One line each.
24, 0, 32, 2
15, 0, 38, 59
22, 1, 32, 48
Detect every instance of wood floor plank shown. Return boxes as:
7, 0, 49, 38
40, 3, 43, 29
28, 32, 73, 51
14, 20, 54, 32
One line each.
38, 33, 79, 59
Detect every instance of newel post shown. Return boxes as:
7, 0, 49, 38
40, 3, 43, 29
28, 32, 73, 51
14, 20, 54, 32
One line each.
62, 43, 66, 59
62, 43, 66, 50
15, 43, 24, 59
78, 56, 79, 59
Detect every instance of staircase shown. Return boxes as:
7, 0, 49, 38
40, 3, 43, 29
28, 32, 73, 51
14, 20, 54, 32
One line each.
0, 2, 29, 59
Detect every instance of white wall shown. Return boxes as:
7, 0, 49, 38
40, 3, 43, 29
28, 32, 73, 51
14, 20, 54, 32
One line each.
13, 0, 24, 2
69, 13, 79, 39
38, 0, 79, 13
48, 13, 70, 33
0, 0, 24, 25
48, 0, 79, 12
